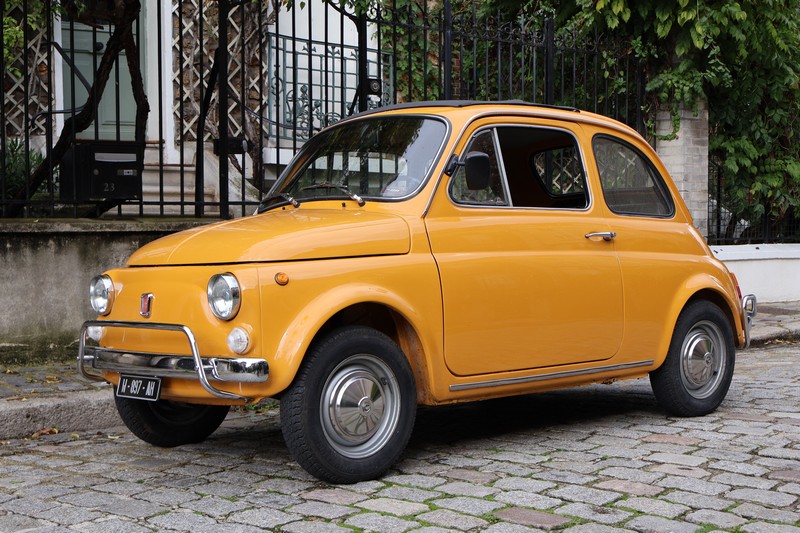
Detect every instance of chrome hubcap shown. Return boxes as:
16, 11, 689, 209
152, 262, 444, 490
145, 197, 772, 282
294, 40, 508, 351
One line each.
680, 320, 726, 399
320, 355, 400, 459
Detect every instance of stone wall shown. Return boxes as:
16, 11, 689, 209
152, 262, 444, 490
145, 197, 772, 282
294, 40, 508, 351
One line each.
655, 100, 709, 236
0, 220, 208, 364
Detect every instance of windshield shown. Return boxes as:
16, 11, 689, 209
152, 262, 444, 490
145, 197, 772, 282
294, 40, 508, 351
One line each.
260, 116, 447, 210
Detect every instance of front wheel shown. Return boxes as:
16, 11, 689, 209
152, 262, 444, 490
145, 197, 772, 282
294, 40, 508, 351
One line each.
650, 300, 736, 417
115, 395, 230, 447
280, 326, 417, 484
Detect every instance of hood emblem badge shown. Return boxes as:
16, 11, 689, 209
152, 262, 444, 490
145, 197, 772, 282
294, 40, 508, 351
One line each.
140, 293, 154, 318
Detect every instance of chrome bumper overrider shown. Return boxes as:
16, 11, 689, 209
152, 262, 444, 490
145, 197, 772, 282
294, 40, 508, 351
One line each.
78, 320, 269, 402
742, 294, 757, 349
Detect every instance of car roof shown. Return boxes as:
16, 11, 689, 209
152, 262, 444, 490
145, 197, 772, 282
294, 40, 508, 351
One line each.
340, 100, 639, 138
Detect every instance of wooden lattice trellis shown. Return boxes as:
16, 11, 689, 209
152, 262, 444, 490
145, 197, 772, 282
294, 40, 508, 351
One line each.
172, 0, 275, 145
2, 23, 54, 139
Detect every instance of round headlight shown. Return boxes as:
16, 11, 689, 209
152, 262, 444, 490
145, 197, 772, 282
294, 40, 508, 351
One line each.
208, 273, 241, 320
89, 275, 115, 315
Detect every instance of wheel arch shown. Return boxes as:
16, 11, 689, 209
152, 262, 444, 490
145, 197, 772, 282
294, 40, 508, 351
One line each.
271, 285, 438, 404
656, 278, 743, 368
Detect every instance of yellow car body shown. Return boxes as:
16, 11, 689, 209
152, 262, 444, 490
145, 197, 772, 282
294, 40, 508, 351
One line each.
80, 102, 756, 483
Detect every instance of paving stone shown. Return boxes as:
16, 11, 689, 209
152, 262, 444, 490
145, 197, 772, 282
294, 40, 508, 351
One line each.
642, 434, 701, 446
383, 474, 448, 489
281, 521, 354, 533
486, 452, 548, 466
594, 479, 663, 497
657, 475, 731, 495
441, 455, 493, 468
493, 476, 555, 493
615, 496, 690, 519
710, 472, 777, 490
494, 507, 572, 529
408, 527, 461, 533
493, 490, 562, 510
548, 485, 621, 506
707, 460, 768, 476
599, 466, 663, 484
147, 510, 219, 530
557, 502, 631, 524
685, 509, 748, 529
535, 469, 596, 485
303, 488, 369, 505
442, 468, 499, 484
435, 481, 498, 498
431, 496, 504, 516
74, 517, 155, 533
769, 470, 800, 482
624, 515, 700, 533
778, 482, 800, 495
357, 497, 430, 516
182, 495, 250, 518
288, 501, 359, 519
416, 509, 488, 531
650, 463, 709, 478
482, 526, 544, 533
228, 508, 301, 529
345, 512, 419, 533
0, 513, 49, 532
378, 486, 441, 503
726, 488, 797, 506
646, 452, 707, 467
741, 524, 800, 533
563, 524, 632, 533
731, 503, 800, 524
661, 490, 732, 511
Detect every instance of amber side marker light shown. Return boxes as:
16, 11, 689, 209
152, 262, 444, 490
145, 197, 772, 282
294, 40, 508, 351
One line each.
275, 272, 290, 286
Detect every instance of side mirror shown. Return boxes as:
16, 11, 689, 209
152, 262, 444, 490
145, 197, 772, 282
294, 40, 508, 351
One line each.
463, 151, 490, 191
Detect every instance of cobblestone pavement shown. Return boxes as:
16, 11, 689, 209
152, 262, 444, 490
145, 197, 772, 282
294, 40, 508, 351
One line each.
0, 341, 798, 532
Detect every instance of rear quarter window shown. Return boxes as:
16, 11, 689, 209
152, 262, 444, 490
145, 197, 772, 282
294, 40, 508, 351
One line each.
593, 135, 675, 217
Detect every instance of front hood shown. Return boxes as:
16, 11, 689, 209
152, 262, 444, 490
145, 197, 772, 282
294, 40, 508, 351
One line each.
127, 208, 411, 266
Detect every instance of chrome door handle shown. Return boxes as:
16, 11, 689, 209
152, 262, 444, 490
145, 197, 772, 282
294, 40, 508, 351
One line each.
585, 231, 617, 242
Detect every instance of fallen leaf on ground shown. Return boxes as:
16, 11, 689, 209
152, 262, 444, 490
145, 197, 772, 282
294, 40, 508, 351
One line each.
31, 427, 59, 438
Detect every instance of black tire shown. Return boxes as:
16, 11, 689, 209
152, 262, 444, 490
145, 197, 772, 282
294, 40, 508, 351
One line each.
114, 395, 230, 447
650, 300, 736, 417
280, 326, 417, 484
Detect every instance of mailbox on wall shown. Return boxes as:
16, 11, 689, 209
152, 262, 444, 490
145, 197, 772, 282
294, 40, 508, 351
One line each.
60, 140, 144, 202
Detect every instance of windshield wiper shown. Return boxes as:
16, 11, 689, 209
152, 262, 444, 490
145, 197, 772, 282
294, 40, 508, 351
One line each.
256, 192, 299, 213
301, 182, 366, 207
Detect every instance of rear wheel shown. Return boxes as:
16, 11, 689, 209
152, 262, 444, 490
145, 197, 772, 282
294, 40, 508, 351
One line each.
280, 326, 417, 484
650, 301, 736, 417
115, 395, 230, 447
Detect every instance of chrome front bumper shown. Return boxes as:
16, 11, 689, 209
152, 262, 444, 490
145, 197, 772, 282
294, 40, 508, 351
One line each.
78, 320, 269, 402
742, 294, 757, 349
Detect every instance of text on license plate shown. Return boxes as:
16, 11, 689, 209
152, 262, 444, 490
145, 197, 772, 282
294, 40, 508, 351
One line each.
117, 375, 161, 401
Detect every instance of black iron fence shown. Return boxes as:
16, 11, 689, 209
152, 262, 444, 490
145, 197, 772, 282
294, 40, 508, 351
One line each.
2, 0, 646, 219
708, 160, 800, 245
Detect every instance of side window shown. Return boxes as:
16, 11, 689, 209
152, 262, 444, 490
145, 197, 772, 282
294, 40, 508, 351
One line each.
495, 126, 588, 209
450, 130, 508, 206
593, 136, 674, 217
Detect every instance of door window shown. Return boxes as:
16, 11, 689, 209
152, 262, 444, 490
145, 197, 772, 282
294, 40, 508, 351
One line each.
449, 126, 589, 209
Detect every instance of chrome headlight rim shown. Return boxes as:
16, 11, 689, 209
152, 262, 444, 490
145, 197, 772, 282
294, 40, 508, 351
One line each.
89, 274, 115, 316
207, 273, 241, 321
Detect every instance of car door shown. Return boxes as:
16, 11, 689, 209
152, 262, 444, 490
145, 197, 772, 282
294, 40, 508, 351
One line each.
425, 119, 624, 377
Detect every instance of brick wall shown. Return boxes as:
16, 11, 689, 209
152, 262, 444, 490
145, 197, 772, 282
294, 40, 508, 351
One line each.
655, 100, 709, 236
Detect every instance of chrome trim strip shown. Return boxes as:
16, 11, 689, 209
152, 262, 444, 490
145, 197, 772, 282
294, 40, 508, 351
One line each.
742, 294, 757, 349
449, 360, 655, 392
82, 347, 268, 383
78, 320, 269, 402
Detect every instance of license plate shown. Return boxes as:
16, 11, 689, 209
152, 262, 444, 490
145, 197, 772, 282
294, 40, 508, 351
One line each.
116, 375, 161, 402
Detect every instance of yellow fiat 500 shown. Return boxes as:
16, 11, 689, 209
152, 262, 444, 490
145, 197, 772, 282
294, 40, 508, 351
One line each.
80, 101, 756, 483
